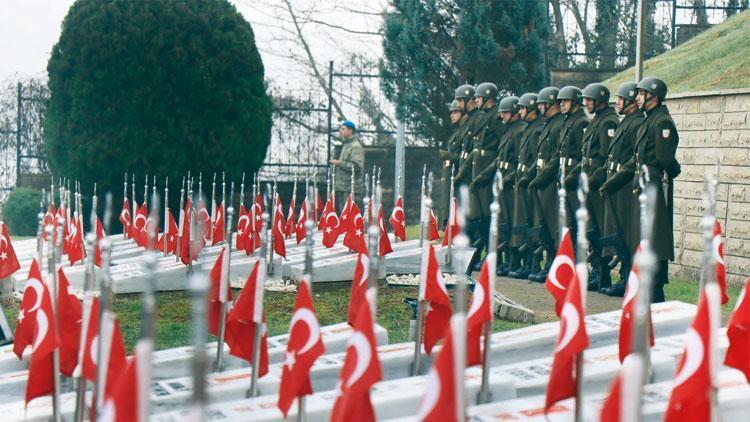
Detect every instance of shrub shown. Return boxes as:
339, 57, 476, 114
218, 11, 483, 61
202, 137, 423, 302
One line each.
3, 188, 43, 236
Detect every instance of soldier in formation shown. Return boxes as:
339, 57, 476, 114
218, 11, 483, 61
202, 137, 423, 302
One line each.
446, 77, 679, 303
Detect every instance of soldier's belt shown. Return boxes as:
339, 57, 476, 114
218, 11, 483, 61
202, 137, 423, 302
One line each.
444, 160, 451, 167
461, 151, 469, 159
536, 158, 545, 168
478, 149, 492, 157
521, 164, 527, 171
559, 157, 573, 166
608, 162, 623, 172
498, 161, 510, 170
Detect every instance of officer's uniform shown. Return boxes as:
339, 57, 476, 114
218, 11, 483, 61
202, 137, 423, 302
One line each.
438, 110, 466, 226
334, 134, 365, 210
558, 106, 588, 226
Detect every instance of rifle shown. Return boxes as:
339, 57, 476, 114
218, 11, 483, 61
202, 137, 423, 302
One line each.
600, 193, 632, 269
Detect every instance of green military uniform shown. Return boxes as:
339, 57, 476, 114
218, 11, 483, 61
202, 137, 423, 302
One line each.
438, 102, 466, 226
470, 103, 503, 218
454, 107, 481, 214
334, 134, 365, 207
602, 110, 643, 255
558, 107, 588, 220
530, 111, 566, 243
512, 116, 544, 247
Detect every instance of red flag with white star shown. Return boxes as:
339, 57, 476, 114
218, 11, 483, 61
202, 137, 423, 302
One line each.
24, 275, 58, 407
225, 260, 269, 375
441, 198, 460, 247
119, 198, 131, 238
416, 316, 462, 422
13, 259, 45, 359
377, 207, 392, 256
295, 199, 308, 245
421, 244, 451, 354
713, 220, 729, 305
343, 202, 367, 255
0, 222, 21, 279
330, 296, 382, 422
211, 201, 225, 246
285, 194, 296, 239
545, 228, 576, 317
321, 198, 341, 248
272, 196, 287, 258
389, 196, 406, 241
725, 276, 750, 382
207, 248, 232, 336
277, 276, 325, 417
158, 209, 179, 255
617, 243, 655, 363
57, 267, 82, 377
466, 256, 493, 366
347, 254, 369, 326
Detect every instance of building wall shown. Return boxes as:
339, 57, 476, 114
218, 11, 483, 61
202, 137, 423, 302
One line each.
667, 88, 750, 286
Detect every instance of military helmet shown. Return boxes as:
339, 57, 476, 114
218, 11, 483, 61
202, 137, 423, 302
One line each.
637, 77, 667, 100
518, 93, 538, 108
536, 87, 559, 104
615, 82, 638, 102
454, 84, 475, 100
557, 86, 583, 104
582, 83, 610, 105
498, 96, 520, 114
449, 99, 462, 112
475, 82, 498, 100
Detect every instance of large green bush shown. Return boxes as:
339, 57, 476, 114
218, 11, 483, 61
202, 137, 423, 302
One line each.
3, 188, 42, 236
45, 0, 272, 198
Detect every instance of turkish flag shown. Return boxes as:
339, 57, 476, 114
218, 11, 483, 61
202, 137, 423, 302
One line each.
544, 263, 589, 414
600, 365, 623, 422
94, 217, 105, 267
545, 228, 576, 317
422, 244, 452, 354
179, 199, 205, 265
442, 198, 460, 247
321, 198, 341, 248
338, 195, 352, 238
42, 203, 56, 241
13, 259, 46, 358
67, 216, 85, 266
101, 354, 138, 422
377, 207, 393, 257
235, 204, 249, 251
725, 276, 750, 382
211, 201, 225, 246
347, 254, 369, 326
343, 202, 367, 255
243, 199, 262, 256
81, 297, 127, 393
277, 277, 325, 417
713, 220, 729, 305
207, 248, 232, 336
132, 203, 148, 248
158, 209, 179, 255
389, 196, 406, 241
600, 354, 646, 422
224, 260, 269, 376
618, 243, 655, 363
317, 195, 330, 231
57, 267, 82, 377
285, 194, 296, 238
665, 284, 720, 422
466, 256, 494, 366
330, 297, 382, 422
0, 222, 21, 279
272, 196, 287, 258
316, 191, 324, 219
428, 210, 439, 242
197, 199, 211, 241
119, 198, 131, 237
24, 276, 59, 406
57, 205, 69, 250
416, 317, 461, 422
295, 199, 308, 245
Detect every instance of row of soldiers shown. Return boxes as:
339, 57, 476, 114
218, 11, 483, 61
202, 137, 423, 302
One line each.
438, 77, 680, 302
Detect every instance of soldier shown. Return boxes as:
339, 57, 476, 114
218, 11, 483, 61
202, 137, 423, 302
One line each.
454, 84, 479, 193
438, 99, 467, 227
330, 120, 365, 209
599, 82, 644, 297
605, 77, 679, 302
510, 93, 545, 279
565, 83, 619, 291
556, 86, 589, 231
493, 96, 527, 276
466, 82, 502, 273
527, 87, 565, 282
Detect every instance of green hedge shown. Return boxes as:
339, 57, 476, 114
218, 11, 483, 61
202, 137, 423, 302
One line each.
3, 187, 42, 236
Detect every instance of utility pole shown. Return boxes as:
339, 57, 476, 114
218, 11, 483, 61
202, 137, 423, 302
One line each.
635, 0, 646, 82
16, 83, 22, 187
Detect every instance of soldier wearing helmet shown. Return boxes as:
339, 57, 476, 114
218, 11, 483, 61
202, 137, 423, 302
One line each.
527, 87, 566, 282
464, 82, 503, 274
630, 76, 680, 302
510, 93, 545, 280
599, 82, 645, 297
438, 99, 469, 226
564, 83, 620, 292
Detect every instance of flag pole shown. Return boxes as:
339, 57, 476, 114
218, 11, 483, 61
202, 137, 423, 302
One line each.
221, 172, 227, 243
419, 165, 427, 247
138, 191, 159, 419
210, 173, 217, 244
446, 165, 455, 265
163, 177, 169, 254
477, 172, 501, 404
123, 173, 129, 237
44, 221, 62, 422
249, 185, 270, 398
251, 180, 258, 256
363, 174, 370, 234
453, 185, 471, 422
298, 184, 316, 422
573, 172, 590, 422
240, 173, 246, 221
132, 174, 136, 242
629, 167, 657, 421
177, 177, 186, 261
331, 165, 336, 209
92, 194, 114, 419
395, 164, 403, 244
188, 257, 209, 421
269, 182, 277, 276
214, 204, 234, 373
411, 171, 433, 376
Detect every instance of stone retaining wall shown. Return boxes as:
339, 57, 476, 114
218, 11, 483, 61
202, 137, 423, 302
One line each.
667, 88, 750, 286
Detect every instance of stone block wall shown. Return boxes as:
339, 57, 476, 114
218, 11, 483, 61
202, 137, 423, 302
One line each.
667, 89, 750, 286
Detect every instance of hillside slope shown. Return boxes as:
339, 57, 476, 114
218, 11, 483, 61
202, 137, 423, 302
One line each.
604, 10, 750, 94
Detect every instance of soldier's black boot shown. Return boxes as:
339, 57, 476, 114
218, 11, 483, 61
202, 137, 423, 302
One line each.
531, 246, 553, 282
499, 247, 517, 277
510, 249, 530, 279
527, 253, 542, 283
590, 258, 611, 292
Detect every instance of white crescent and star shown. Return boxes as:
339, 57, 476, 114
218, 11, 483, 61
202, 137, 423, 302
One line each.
416, 368, 440, 418
623, 268, 640, 307
289, 308, 321, 355
467, 277, 486, 320
712, 235, 724, 265
345, 331, 371, 388
26, 277, 45, 313
673, 328, 704, 387
555, 302, 581, 353
548, 253, 575, 291
31, 309, 49, 352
